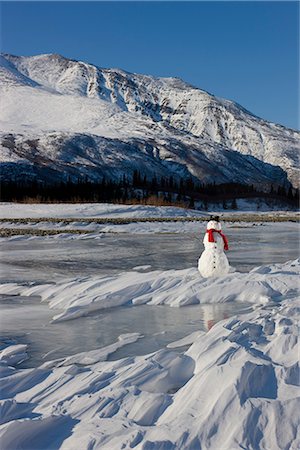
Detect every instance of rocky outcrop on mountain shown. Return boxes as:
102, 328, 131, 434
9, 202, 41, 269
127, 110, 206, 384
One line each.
0, 53, 299, 187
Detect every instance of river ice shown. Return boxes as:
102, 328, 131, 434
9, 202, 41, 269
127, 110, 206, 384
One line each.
1, 223, 299, 283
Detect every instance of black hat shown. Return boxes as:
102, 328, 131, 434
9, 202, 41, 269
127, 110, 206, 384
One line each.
209, 215, 220, 222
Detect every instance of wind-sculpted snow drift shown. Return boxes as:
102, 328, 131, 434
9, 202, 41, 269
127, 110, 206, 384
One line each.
0, 53, 299, 187
1, 260, 298, 322
0, 260, 299, 449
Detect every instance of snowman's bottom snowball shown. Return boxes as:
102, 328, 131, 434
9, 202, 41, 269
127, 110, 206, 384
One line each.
198, 250, 230, 278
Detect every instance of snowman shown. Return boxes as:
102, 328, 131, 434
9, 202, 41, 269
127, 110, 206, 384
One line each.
198, 216, 230, 278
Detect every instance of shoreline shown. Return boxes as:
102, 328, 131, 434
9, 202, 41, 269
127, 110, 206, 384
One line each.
0, 214, 299, 224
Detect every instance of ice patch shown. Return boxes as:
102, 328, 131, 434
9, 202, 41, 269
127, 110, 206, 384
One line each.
54, 333, 143, 366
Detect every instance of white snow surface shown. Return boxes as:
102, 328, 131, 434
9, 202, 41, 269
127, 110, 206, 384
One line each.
0, 202, 206, 219
0, 202, 298, 220
0, 259, 299, 449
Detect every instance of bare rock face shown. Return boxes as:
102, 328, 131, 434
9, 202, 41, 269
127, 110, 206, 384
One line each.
0, 53, 299, 187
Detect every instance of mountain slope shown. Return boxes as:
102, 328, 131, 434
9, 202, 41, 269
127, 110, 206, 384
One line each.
0, 53, 299, 187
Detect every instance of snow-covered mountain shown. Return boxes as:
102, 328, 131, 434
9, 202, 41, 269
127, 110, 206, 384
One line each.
0, 53, 299, 187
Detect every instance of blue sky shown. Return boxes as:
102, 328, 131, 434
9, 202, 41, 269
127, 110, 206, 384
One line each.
1, 1, 299, 129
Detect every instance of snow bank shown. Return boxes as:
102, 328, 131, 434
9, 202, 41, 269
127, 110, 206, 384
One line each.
0, 268, 299, 449
1, 260, 298, 323
1, 202, 298, 220
0, 202, 205, 219
0, 344, 28, 367
0, 217, 206, 237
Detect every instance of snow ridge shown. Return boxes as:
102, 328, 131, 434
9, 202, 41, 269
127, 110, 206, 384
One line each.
0, 260, 298, 322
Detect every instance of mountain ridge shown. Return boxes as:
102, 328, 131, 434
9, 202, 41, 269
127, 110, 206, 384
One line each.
4, 52, 294, 130
0, 52, 299, 188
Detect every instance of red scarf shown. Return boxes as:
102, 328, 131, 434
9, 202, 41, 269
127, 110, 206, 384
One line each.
207, 229, 229, 251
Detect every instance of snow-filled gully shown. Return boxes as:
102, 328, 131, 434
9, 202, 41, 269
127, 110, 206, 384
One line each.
0, 259, 299, 449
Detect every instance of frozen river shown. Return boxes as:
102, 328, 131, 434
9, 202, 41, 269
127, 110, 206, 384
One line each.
1, 223, 299, 283
0, 222, 299, 367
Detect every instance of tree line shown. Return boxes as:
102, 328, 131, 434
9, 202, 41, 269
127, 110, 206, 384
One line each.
1, 170, 298, 207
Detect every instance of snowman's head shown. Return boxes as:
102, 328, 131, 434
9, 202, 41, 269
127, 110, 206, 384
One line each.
207, 219, 222, 231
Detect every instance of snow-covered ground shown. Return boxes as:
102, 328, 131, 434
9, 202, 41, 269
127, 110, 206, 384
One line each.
0, 259, 299, 449
0, 203, 205, 219
0, 203, 299, 449
0, 201, 298, 219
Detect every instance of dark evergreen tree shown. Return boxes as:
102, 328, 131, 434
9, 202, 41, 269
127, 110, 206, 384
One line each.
230, 198, 238, 210
188, 197, 195, 209
151, 174, 158, 190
